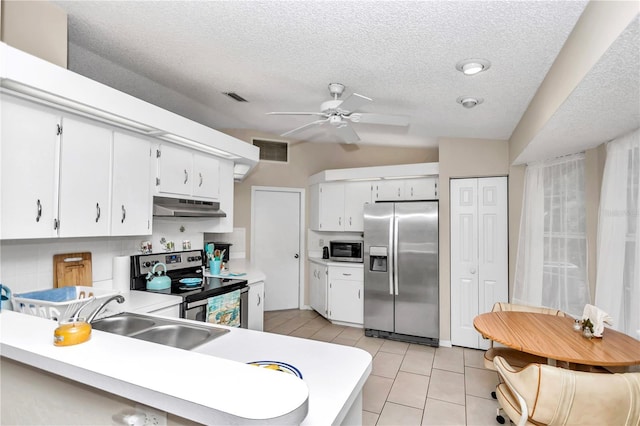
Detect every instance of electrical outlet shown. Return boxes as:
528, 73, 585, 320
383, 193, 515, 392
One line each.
319, 238, 324, 247
135, 404, 167, 426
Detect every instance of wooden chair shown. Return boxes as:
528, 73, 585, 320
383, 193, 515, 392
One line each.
493, 355, 640, 426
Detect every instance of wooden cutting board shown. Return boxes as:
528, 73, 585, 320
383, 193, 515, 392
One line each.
53, 252, 92, 288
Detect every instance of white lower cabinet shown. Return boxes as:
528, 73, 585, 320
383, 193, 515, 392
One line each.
309, 261, 328, 318
248, 281, 265, 331
328, 265, 364, 325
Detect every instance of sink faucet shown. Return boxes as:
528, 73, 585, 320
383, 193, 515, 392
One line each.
86, 295, 125, 323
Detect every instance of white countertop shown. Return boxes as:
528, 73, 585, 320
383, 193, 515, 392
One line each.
309, 258, 365, 268
0, 307, 371, 425
204, 258, 266, 284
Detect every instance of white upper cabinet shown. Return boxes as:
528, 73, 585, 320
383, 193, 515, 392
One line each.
156, 144, 220, 200
155, 144, 194, 197
404, 177, 438, 200
310, 182, 371, 232
57, 116, 112, 237
192, 152, 220, 200
344, 181, 373, 231
1, 95, 60, 239
111, 132, 152, 236
373, 180, 404, 201
373, 177, 438, 201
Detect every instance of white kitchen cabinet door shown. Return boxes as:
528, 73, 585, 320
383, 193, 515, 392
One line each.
156, 144, 193, 197
404, 177, 438, 200
343, 181, 372, 232
450, 177, 508, 349
147, 304, 181, 318
111, 132, 152, 236
248, 281, 265, 331
328, 280, 364, 325
373, 180, 404, 201
318, 182, 345, 231
328, 265, 364, 325
1, 95, 60, 239
309, 262, 328, 318
58, 116, 112, 237
192, 153, 220, 200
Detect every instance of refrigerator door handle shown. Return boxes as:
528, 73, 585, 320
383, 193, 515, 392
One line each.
393, 213, 399, 296
388, 214, 394, 296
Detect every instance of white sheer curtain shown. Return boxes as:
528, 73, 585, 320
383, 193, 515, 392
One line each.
514, 153, 590, 317
596, 128, 640, 338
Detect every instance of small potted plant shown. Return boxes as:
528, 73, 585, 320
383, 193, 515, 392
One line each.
581, 318, 594, 339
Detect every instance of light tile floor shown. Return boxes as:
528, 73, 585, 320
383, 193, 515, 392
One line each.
264, 309, 500, 426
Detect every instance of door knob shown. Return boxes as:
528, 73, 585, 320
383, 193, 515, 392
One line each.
294, 254, 299, 259
470, 267, 477, 274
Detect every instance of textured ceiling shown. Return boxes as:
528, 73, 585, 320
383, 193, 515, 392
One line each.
53, 0, 592, 150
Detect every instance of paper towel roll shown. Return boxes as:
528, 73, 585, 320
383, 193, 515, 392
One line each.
112, 256, 131, 292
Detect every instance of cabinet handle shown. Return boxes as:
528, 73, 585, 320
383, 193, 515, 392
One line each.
184, 169, 189, 184
339, 217, 342, 226
342, 273, 352, 276
95, 203, 101, 223
36, 199, 42, 222
358, 289, 361, 299
397, 188, 401, 197
53, 218, 59, 230
121, 205, 126, 223
349, 217, 352, 226
199, 172, 203, 187
257, 293, 261, 306
411, 187, 414, 196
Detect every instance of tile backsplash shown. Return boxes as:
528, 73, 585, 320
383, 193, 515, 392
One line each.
0, 220, 214, 294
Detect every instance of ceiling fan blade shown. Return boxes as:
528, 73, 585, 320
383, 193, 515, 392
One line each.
348, 113, 410, 127
337, 93, 372, 113
267, 112, 328, 117
334, 123, 360, 144
280, 118, 329, 137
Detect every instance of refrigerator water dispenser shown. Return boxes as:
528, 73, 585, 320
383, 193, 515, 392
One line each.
369, 246, 388, 272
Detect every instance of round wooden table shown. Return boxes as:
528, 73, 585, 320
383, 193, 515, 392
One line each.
473, 311, 640, 367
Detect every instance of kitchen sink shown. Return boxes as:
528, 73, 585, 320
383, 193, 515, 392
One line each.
91, 314, 156, 335
91, 312, 229, 350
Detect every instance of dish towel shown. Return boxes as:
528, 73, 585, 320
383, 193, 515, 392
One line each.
582, 304, 613, 337
207, 290, 241, 327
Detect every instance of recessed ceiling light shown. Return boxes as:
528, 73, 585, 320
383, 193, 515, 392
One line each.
456, 96, 484, 108
455, 58, 491, 76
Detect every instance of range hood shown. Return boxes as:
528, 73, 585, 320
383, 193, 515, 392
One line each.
153, 197, 226, 218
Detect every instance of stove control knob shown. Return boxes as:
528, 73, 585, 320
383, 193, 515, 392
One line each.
187, 256, 194, 262
143, 261, 152, 268
195, 255, 202, 261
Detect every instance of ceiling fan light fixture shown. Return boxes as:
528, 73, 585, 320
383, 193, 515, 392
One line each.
455, 58, 491, 76
457, 96, 484, 109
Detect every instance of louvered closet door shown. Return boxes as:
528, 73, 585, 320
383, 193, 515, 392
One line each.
450, 177, 508, 349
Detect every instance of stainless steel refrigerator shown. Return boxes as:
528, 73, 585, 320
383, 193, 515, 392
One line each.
364, 201, 439, 346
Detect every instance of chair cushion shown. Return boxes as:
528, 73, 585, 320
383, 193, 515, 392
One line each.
494, 356, 640, 425
484, 346, 546, 371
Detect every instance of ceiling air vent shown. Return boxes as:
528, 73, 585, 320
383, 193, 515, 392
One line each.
223, 92, 248, 102
252, 138, 288, 163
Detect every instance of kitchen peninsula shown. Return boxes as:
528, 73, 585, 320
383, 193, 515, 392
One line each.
0, 310, 371, 425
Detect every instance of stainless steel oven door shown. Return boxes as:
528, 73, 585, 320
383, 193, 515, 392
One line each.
184, 288, 248, 328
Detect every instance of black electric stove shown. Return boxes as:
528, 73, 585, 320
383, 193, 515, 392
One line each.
130, 250, 248, 305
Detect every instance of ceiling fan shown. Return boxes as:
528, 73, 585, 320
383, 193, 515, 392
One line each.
267, 83, 410, 144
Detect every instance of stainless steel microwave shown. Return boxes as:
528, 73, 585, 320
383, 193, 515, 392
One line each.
329, 240, 363, 263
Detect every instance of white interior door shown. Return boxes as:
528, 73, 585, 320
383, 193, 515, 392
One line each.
451, 179, 480, 348
450, 177, 508, 349
251, 187, 304, 311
